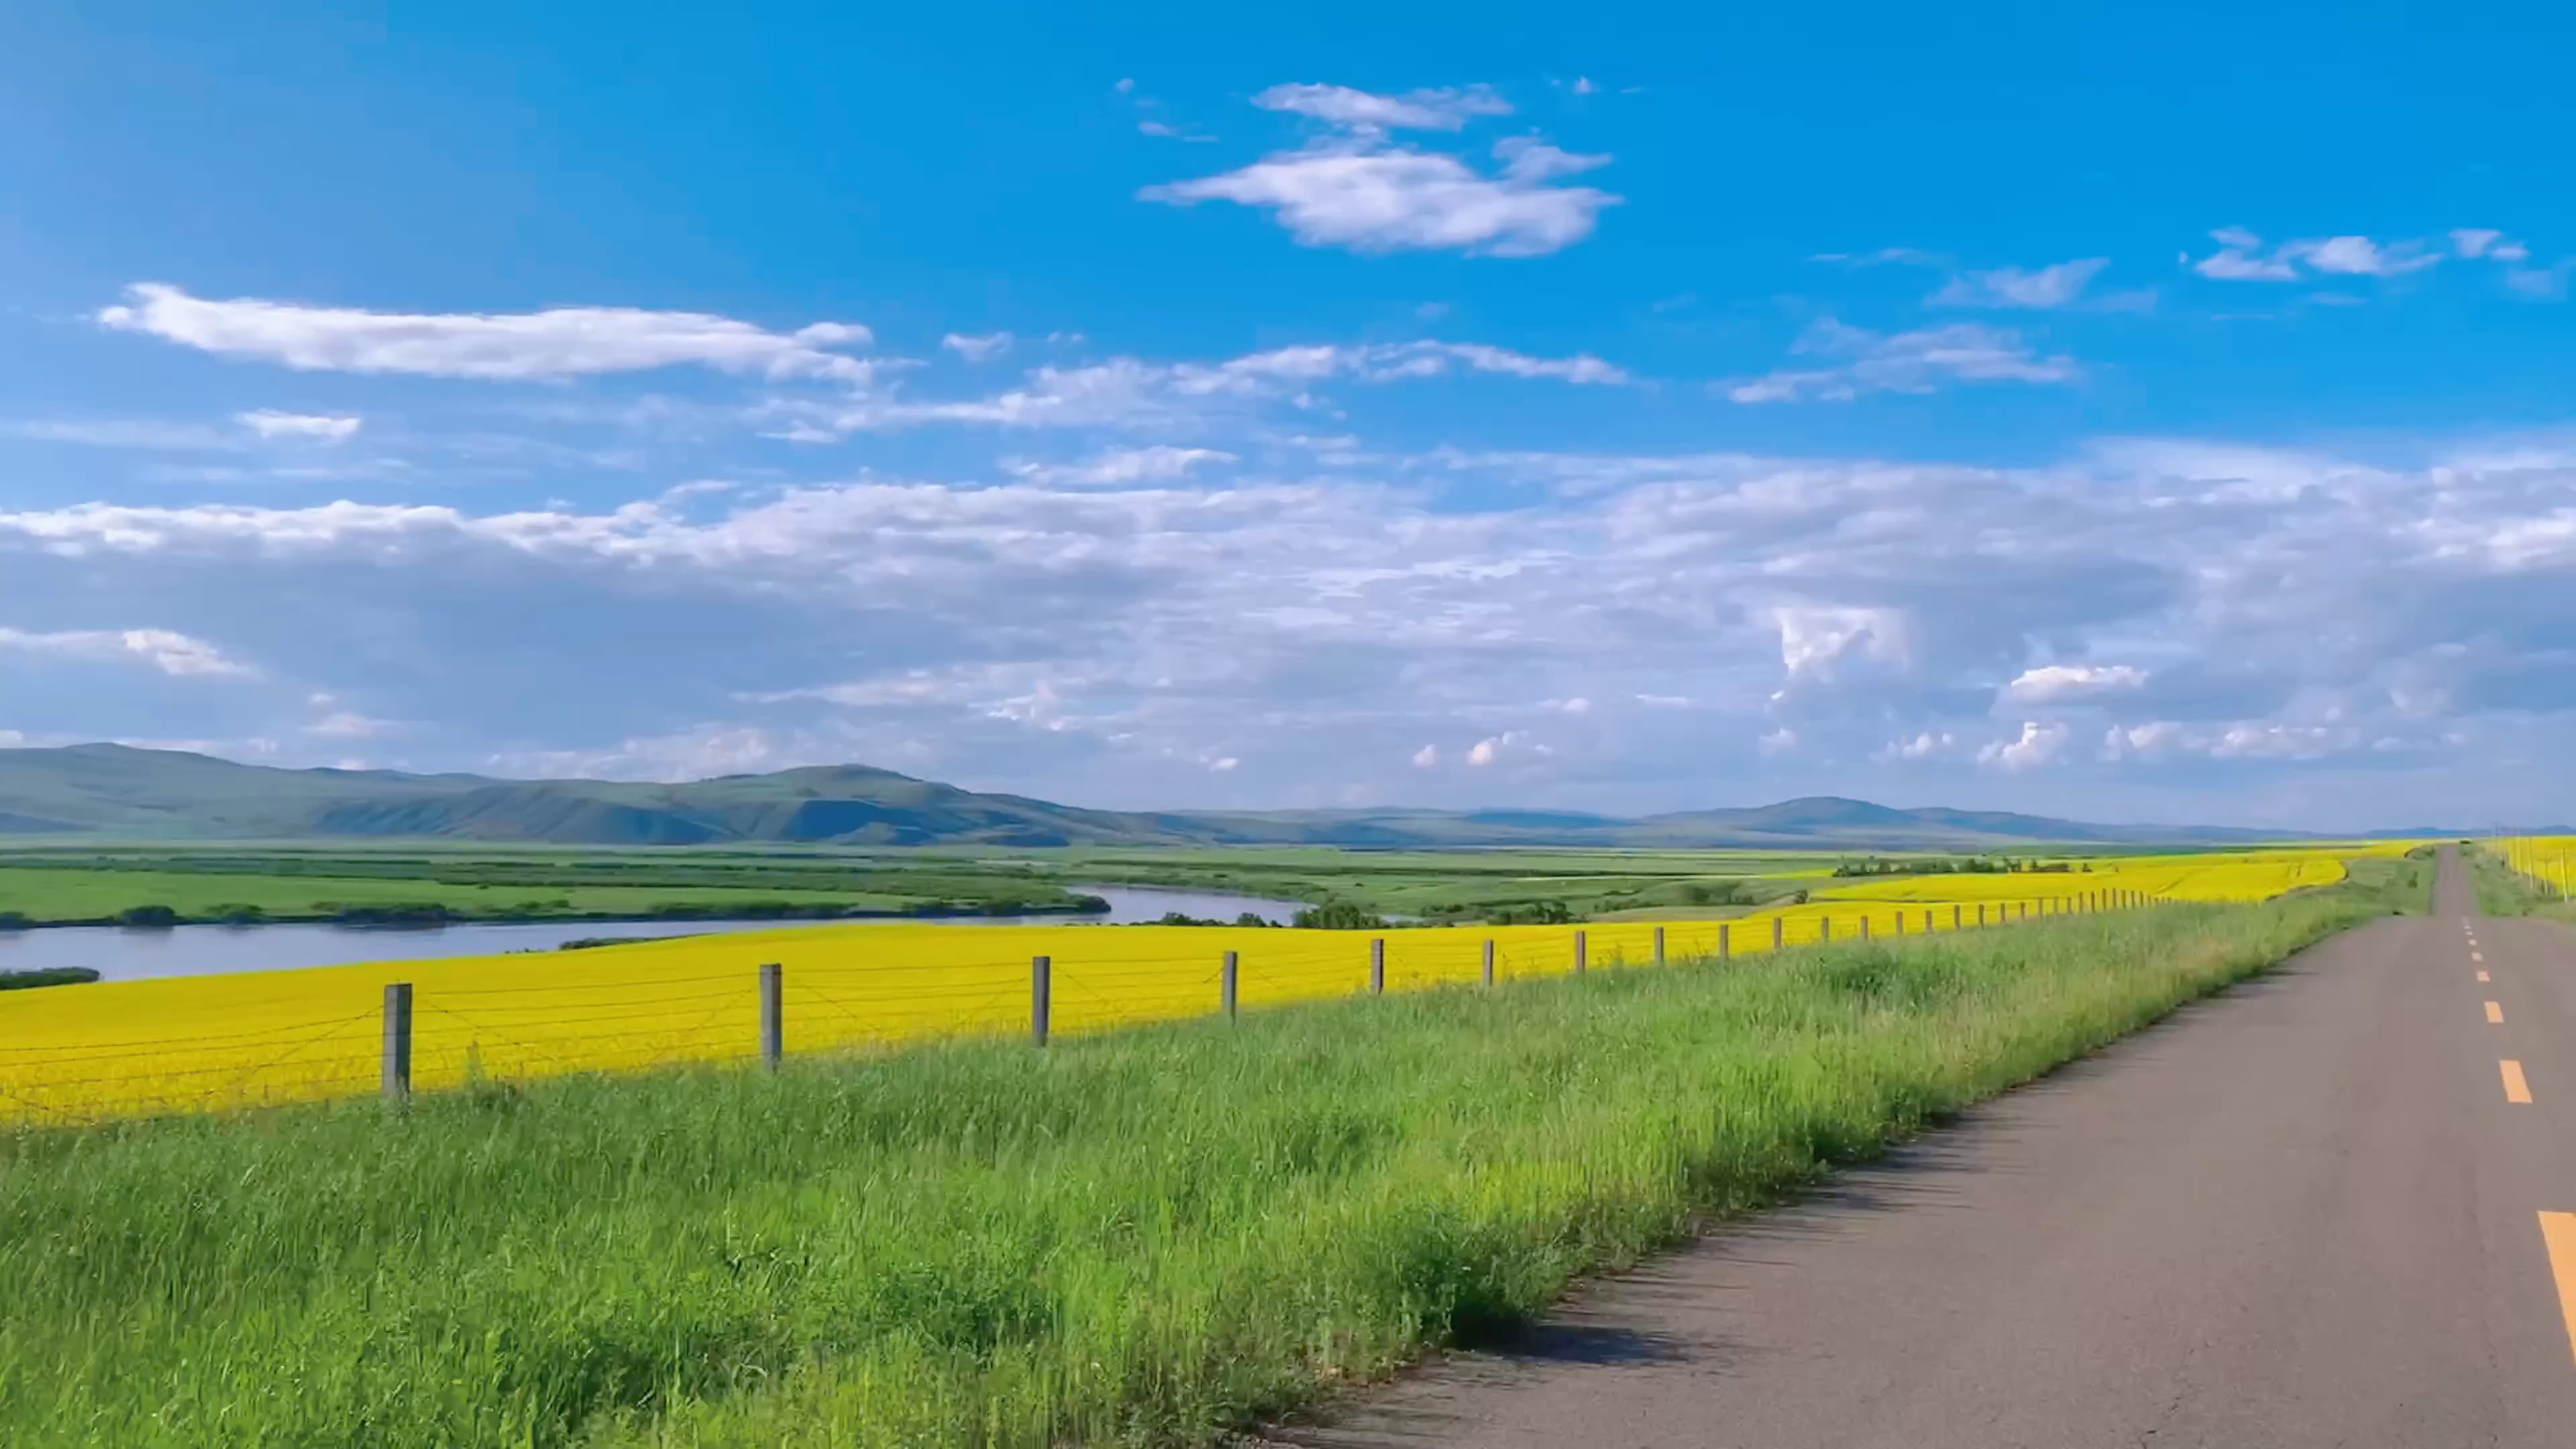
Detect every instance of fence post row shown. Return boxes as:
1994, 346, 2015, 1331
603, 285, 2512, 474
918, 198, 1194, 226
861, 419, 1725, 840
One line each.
1370, 937, 1386, 995
381, 981, 413, 1102
1222, 950, 1238, 1020
759, 962, 783, 1070
1031, 955, 1051, 1046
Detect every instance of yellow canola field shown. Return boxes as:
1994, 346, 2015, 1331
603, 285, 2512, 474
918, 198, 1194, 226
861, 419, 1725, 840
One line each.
2491, 837, 2576, 898
0, 844, 2408, 1125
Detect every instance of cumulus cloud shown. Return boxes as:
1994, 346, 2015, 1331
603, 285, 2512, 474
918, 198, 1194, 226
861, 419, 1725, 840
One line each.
1464, 730, 1548, 767
1979, 720, 2069, 771
1144, 85, 1615, 256
1880, 731, 1955, 761
235, 410, 362, 441
0, 625, 256, 678
2002, 663, 2147, 703
1725, 321, 2076, 404
1929, 258, 2109, 309
98, 284, 878, 383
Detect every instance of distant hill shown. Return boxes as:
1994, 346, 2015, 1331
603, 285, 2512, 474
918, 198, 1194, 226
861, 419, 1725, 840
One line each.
0, 743, 2365, 849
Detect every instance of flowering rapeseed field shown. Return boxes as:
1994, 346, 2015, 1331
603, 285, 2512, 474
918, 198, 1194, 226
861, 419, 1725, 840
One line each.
0, 845, 2404, 1124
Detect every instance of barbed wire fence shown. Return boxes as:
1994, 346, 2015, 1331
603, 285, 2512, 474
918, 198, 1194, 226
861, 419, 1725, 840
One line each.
0, 886, 2166, 1126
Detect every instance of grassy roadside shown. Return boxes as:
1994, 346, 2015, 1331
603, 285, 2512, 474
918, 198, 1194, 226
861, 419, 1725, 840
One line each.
2462, 844, 2553, 916
0, 869, 2415, 1448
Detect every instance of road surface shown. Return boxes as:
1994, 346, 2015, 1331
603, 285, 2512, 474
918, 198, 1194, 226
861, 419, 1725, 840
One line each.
1279, 849, 2576, 1448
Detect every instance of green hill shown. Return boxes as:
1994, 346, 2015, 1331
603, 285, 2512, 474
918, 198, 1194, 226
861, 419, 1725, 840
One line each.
0, 743, 2304, 849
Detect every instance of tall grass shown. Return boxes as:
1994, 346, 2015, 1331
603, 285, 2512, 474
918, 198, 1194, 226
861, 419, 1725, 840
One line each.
0, 877, 2411, 1448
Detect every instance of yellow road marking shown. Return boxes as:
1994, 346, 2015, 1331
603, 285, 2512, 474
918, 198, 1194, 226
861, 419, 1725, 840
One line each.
2487, 1001, 2505, 1024
2504, 1059, 2534, 1104
2479, 969, 2491, 982
2540, 1214, 2576, 1370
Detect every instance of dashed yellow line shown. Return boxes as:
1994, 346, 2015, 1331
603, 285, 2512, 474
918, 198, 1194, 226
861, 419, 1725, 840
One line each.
2540, 1214, 2576, 1370
2504, 1059, 2534, 1105
2487, 1001, 2506, 1024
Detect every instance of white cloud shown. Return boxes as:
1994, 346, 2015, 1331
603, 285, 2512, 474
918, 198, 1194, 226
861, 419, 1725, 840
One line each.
788, 337, 1625, 435
307, 710, 396, 739
1879, 731, 1955, 761
9, 419, 240, 450
1979, 720, 2069, 771
98, 283, 878, 383
2002, 663, 2147, 704
1411, 743, 1439, 767
2292, 235, 2440, 277
2451, 228, 2506, 259
0, 625, 256, 679
1250, 83, 1512, 133
1774, 605, 1911, 676
1929, 258, 2108, 309
11, 436, 2576, 822
235, 410, 362, 441
1004, 446, 1237, 488
2504, 264, 2571, 301
941, 332, 1014, 363
2192, 229, 2442, 282
1462, 730, 1547, 767
1142, 135, 1617, 257
1726, 321, 2076, 404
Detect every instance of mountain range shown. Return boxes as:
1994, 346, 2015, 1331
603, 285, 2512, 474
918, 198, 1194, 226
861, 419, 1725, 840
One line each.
0, 743, 2449, 850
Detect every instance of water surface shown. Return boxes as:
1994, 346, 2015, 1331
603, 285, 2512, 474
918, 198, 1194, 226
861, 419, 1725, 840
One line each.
0, 884, 1307, 983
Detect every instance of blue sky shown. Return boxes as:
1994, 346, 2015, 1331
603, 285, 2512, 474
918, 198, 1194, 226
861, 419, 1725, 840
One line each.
3, 3, 2572, 828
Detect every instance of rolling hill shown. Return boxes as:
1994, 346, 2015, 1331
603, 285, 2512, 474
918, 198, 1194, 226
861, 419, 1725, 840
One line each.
0, 742, 2339, 849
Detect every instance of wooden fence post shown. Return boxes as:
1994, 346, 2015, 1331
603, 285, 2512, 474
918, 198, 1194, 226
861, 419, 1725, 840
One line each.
1222, 951, 1238, 1020
1653, 925, 1665, 964
1860, 915, 1871, 941
1821, 917, 1833, 944
1031, 955, 1051, 1046
1573, 930, 1587, 974
1772, 917, 1782, 951
1719, 922, 1731, 959
759, 962, 782, 1070
381, 981, 413, 1102
1923, 909, 1933, 934
1370, 937, 1385, 995
1481, 938, 1495, 986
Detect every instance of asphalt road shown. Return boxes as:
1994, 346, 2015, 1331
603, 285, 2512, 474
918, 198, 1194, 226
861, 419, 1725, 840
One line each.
1280, 849, 2576, 1448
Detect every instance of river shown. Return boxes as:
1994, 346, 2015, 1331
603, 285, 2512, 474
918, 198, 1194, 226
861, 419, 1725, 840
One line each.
0, 884, 1309, 983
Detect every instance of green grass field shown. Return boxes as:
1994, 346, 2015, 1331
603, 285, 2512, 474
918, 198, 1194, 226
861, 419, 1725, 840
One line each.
0, 841, 2061, 928
0, 858, 2422, 1448
0, 847, 1107, 925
